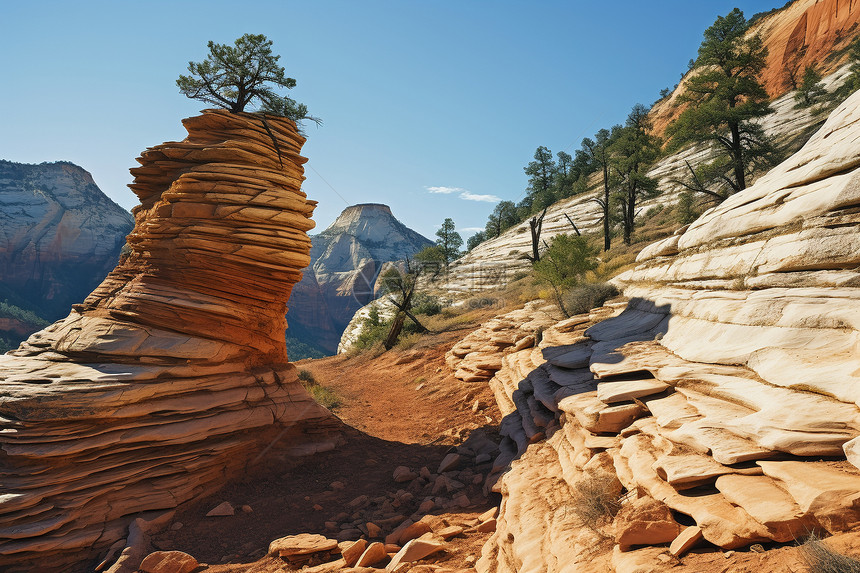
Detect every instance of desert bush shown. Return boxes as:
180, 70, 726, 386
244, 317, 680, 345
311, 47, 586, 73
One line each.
562, 282, 619, 317
801, 532, 860, 573
297, 369, 316, 385
568, 471, 623, 531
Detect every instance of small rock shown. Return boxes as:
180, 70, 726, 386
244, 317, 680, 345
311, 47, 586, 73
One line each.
614, 497, 681, 551
724, 550, 735, 558
342, 539, 368, 567
437, 525, 464, 540
669, 526, 704, 557
464, 555, 477, 565
418, 499, 435, 513
313, 504, 323, 511
386, 538, 447, 570
432, 476, 448, 495
366, 521, 382, 538
170, 522, 183, 531
268, 533, 338, 557
324, 521, 338, 531
356, 541, 387, 567
206, 502, 235, 517
348, 495, 369, 509
336, 529, 363, 542
476, 518, 496, 533
453, 494, 471, 508
139, 551, 198, 573
419, 467, 432, 480
393, 466, 419, 483
750, 544, 765, 553
472, 399, 484, 413
437, 453, 462, 473
330, 481, 345, 490
399, 521, 433, 544
475, 453, 492, 465
240, 505, 253, 514
479, 507, 498, 522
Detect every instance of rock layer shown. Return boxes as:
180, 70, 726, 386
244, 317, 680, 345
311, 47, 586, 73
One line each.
459, 90, 860, 572
0, 110, 339, 571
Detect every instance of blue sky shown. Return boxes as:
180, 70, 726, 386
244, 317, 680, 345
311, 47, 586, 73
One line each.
0, 0, 780, 240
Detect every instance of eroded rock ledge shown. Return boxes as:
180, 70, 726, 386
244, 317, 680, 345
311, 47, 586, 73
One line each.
450, 91, 860, 572
0, 110, 340, 571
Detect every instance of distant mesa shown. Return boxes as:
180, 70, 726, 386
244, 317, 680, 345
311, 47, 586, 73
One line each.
0, 109, 340, 571
286, 202, 433, 357
0, 160, 133, 349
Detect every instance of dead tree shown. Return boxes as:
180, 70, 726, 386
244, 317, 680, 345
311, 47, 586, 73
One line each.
525, 207, 549, 263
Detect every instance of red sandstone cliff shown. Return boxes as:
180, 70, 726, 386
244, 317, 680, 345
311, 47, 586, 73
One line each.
651, 0, 860, 135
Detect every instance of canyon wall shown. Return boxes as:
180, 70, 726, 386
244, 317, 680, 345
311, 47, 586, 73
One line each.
0, 161, 133, 337
447, 89, 860, 572
0, 110, 340, 571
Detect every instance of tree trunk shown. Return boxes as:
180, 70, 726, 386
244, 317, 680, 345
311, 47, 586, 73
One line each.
730, 121, 746, 191
383, 313, 406, 350
602, 163, 611, 251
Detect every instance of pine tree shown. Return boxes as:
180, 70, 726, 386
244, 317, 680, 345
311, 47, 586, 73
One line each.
610, 104, 662, 245
794, 65, 827, 108
435, 218, 463, 270
177, 33, 320, 129
667, 9, 775, 194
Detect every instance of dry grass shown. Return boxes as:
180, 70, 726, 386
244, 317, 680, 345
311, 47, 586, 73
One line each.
297, 368, 342, 411
568, 472, 623, 532
801, 533, 860, 573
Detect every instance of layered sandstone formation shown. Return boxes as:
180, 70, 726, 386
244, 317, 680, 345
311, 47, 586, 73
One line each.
287, 203, 432, 355
0, 110, 339, 571
448, 91, 860, 572
0, 160, 133, 327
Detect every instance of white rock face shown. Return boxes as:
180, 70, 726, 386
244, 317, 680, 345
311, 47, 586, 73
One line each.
448, 89, 860, 573
436, 65, 852, 297
286, 204, 432, 355
0, 160, 133, 320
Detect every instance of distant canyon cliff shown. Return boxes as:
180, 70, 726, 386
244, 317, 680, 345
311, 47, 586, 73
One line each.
0, 161, 133, 342
286, 203, 432, 356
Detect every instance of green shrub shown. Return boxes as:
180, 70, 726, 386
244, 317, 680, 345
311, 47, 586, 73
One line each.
297, 369, 316, 385
412, 293, 442, 316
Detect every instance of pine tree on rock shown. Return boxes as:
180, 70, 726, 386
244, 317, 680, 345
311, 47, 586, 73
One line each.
667, 8, 775, 194
177, 33, 320, 130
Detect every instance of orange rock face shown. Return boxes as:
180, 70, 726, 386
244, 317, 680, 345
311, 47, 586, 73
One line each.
0, 109, 340, 571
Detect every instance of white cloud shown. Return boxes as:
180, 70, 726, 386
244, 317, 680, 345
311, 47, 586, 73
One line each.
459, 227, 484, 233
426, 186, 463, 194
426, 185, 501, 203
460, 191, 501, 203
